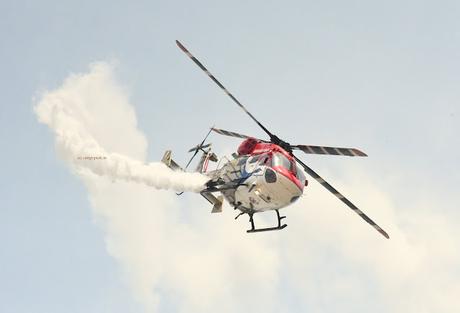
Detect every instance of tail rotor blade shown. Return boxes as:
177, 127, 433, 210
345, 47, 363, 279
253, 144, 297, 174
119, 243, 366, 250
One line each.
176, 40, 273, 139
188, 143, 211, 153
185, 127, 214, 170
293, 155, 389, 239
200, 126, 213, 147
184, 150, 199, 170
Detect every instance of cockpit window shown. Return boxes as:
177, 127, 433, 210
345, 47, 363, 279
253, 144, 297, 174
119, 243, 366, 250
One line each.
262, 156, 270, 165
294, 163, 306, 185
271, 152, 306, 186
272, 153, 292, 170
258, 153, 270, 165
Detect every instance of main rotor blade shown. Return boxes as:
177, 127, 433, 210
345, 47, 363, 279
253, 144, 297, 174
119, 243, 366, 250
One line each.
211, 127, 251, 139
292, 145, 367, 157
176, 40, 273, 139
211, 127, 268, 142
293, 155, 389, 239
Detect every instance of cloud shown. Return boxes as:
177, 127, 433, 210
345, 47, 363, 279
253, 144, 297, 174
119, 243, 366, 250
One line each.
34, 62, 281, 313
283, 167, 460, 312
35, 62, 460, 313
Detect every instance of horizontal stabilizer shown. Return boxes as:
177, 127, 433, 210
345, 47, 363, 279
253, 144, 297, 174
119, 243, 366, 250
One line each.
161, 150, 184, 171
211, 195, 224, 213
200, 191, 224, 213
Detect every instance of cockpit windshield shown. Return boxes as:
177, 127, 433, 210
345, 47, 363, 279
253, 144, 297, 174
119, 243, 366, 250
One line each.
271, 153, 292, 170
272, 152, 306, 186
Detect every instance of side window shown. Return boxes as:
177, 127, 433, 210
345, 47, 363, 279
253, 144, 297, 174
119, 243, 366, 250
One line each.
245, 156, 260, 174
294, 164, 306, 185
261, 154, 270, 165
237, 157, 248, 166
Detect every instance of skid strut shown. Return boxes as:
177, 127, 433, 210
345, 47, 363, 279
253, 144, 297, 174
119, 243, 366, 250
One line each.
246, 209, 287, 233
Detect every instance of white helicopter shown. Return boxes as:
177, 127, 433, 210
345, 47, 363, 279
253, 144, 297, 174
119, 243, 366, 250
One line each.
161, 40, 389, 239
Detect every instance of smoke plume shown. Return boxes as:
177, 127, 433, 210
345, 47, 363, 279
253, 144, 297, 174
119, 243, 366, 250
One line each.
34, 62, 207, 192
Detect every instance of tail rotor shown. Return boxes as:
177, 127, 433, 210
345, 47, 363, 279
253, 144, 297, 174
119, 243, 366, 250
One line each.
184, 127, 214, 171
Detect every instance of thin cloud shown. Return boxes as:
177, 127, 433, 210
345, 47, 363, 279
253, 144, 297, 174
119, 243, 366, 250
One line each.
36, 62, 460, 313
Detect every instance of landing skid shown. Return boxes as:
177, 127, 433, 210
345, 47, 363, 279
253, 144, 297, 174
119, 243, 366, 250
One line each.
247, 224, 287, 233
246, 209, 287, 233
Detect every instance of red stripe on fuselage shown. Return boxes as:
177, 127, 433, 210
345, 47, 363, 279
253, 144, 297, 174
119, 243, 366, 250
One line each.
271, 166, 304, 191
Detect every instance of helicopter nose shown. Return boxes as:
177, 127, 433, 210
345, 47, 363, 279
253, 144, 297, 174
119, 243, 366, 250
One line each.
259, 168, 303, 207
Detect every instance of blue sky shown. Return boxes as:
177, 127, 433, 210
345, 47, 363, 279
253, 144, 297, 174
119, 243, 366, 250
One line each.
1, 1, 460, 312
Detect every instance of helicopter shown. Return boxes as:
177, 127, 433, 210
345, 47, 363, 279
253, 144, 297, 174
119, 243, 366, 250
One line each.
162, 40, 389, 239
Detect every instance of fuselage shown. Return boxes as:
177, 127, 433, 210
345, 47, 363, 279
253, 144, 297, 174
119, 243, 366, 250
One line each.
218, 138, 307, 213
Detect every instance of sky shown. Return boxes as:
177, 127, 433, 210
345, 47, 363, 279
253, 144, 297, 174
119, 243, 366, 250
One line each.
1, 0, 460, 312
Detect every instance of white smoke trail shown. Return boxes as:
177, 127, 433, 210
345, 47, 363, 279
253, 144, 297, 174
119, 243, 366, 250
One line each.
34, 62, 208, 192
